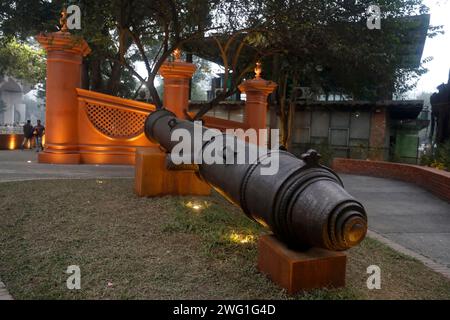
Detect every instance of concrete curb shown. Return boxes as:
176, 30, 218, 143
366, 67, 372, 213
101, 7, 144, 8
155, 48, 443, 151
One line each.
367, 230, 450, 280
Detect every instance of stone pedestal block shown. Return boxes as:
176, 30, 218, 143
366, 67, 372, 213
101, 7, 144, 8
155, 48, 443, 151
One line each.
134, 147, 211, 197
257, 234, 347, 294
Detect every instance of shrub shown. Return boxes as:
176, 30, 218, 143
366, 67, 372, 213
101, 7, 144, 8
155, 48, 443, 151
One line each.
419, 147, 433, 166
435, 141, 450, 170
420, 141, 450, 171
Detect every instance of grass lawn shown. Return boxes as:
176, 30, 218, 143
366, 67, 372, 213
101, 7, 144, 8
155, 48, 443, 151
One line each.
0, 178, 449, 300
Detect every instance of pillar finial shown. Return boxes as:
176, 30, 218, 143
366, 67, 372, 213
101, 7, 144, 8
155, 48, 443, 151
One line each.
173, 48, 182, 62
254, 61, 262, 79
60, 8, 69, 32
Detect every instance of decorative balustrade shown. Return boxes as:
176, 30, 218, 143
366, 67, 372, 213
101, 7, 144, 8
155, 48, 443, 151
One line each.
77, 89, 154, 140
74, 89, 156, 164
75, 88, 253, 164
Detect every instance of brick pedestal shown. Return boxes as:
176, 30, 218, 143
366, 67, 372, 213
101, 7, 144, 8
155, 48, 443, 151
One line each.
134, 147, 211, 197
257, 235, 347, 294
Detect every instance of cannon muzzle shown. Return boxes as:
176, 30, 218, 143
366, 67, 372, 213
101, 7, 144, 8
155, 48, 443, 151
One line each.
144, 109, 367, 251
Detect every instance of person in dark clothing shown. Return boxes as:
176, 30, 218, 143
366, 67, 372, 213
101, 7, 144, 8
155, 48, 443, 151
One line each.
33, 120, 45, 152
21, 120, 34, 150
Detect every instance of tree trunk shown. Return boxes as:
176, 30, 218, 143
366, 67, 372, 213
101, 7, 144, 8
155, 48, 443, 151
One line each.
107, 61, 122, 95
278, 73, 289, 148
90, 58, 103, 92
106, 27, 132, 96
81, 60, 90, 89
279, 74, 298, 150
147, 74, 163, 109
187, 53, 193, 100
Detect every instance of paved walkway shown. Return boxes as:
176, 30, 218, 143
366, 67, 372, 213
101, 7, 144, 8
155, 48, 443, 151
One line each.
341, 174, 450, 269
0, 150, 134, 182
1, 150, 449, 298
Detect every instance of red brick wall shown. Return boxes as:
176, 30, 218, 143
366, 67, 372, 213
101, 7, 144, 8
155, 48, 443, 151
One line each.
369, 107, 387, 161
332, 158, 450, 203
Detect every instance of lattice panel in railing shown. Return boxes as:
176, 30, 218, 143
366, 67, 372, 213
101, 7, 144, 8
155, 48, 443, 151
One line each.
85, 103, 147, 139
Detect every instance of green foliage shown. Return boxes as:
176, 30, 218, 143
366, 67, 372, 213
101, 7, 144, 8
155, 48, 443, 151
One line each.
251, 0, 440, 145
420, 147, 434, 166
0, 38, 46, 87
0, 0, 223, 100
0, 0, 440, 110
0, 0, 60, 38
420, 142, 450, 171
261, 0, 439, 100
435, 142, 450, 170
191, 56, 213, 101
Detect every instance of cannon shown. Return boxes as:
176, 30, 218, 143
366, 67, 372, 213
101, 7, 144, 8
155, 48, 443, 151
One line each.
144, 109, 367, 251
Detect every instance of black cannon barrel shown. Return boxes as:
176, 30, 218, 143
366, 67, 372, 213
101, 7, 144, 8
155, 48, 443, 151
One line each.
145, 109, 367, 251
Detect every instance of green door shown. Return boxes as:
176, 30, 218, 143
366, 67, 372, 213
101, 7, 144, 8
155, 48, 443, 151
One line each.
395, 132, 419, 164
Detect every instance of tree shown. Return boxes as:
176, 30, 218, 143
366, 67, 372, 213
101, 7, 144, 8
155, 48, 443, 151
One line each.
180, 1, 441, 147
0, 0, 255, 105
1, 0, 441, 147
1, 0, 154, 97
245, 0, 441, 147
430, 72, 450, 144
186, 30, 274, 120
190, 56, 213, 101
0, 38, 46, 87
110, 0, 247, 109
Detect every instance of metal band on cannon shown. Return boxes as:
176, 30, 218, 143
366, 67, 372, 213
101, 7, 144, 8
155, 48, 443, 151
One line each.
144, 108, 367, 251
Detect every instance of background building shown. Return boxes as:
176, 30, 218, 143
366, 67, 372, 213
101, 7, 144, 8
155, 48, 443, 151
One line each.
0, 76, 30, 126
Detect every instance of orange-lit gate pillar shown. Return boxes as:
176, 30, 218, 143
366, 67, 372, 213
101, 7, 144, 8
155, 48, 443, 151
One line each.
135, 50, 210, 197
158, 51, 196, 119
238, 62, 277, 146
36, 31, 91, 164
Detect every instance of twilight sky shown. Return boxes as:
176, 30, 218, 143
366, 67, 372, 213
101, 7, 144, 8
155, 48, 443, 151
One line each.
410, 0, 450, 97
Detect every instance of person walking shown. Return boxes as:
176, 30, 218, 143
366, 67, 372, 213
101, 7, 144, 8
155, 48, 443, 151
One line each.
21, 120, 34, 150
33, 120, 45, 152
